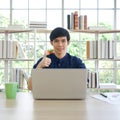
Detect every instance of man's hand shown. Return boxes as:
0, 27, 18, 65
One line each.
37, 51, 51, 68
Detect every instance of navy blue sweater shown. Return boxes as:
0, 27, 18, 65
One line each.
33, 53, 86, 69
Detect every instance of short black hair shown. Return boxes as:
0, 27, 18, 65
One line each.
49, 27, 70, 41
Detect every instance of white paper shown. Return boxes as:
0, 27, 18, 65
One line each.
91, 92, 120, 104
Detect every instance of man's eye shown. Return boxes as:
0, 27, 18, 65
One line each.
54, 40, 58, 42
62, 40, 66, 43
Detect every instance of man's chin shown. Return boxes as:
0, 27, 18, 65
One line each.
57, 50, 64, 53
55, 49, 66, 53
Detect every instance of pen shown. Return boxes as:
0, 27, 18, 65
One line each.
100, 93, 107, 98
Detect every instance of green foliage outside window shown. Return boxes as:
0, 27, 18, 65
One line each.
0, 15, 120, 85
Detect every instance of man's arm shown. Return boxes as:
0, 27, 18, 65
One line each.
27, 51, 52, 90
27, 76, 32, 90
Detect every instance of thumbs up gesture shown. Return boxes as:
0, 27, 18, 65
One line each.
37, 51, 51, 68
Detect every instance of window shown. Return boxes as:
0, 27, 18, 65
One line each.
0, 0, 120, 86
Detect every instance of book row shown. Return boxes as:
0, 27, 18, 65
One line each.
0, 40, 18, 59
67, 11, 87, 30
0, 40, 27, 59
86, 40, 114, 59
87, 71, 99, 88
10, 68, 29, 89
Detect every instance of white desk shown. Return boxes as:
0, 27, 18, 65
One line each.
0, 92, 120, 120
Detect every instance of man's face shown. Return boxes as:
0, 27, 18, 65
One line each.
50, 36, 70, 55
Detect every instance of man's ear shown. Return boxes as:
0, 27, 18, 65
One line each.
67, 41, 70, 45
50, 41, 53, 46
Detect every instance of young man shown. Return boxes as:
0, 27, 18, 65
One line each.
28, 27, 86, 90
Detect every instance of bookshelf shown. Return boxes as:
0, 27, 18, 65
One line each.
32, 29, 120, 90
33, 29, 120, 90
70, 29, 120, 89
0, 28, 34, 89
1, 28, 120, 90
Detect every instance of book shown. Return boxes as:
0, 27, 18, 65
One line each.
108, 40, 114, 59
89, 41, 94, 59
29, 24, 47, 28
87, 70, 92, 88
80, 15, 84, 30
3, 40, 6, 58
93, 41, 97, 59
29, 21, 47, 29
98, 40, 102, 59
86, 41, 94, 59
18, 43, 27, 59
101, 41, 105, 59
70, 12, 74, 30
86, 41, 90, 59
29, 21, 47, 25
74, 11, 79, 30
95, 72, 99, 88
91, 72, 96, 88
67, 14, 71, 29
13, 41, 19, 58
84, 15, 87, 30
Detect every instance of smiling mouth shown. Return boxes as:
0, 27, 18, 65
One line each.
56, 47, 64, 50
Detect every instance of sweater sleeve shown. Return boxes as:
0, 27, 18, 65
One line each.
33, 58, 43, 69
74, 57, 86, 68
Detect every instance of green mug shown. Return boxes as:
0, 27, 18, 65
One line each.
5, 82, 18, 99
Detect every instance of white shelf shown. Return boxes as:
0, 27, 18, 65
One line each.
33, 28, 51, 33
0, 58, 34, 61
0, 28, 33, 33
114, 57, 120, 61
91, 83, 120, 90
70, 29, 120, 34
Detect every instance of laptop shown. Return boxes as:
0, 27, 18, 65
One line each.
31, 69, 88, 100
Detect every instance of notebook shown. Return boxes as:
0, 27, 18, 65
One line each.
31, 69, 88, 100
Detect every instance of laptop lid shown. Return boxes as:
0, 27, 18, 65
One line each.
31, 69, 87, 100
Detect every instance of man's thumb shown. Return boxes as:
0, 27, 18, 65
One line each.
43, 50, 47, 58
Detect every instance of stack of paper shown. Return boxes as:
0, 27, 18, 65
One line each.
29, 21, 47, 28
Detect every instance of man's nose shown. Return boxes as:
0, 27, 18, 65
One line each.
58, 41, 63, 46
